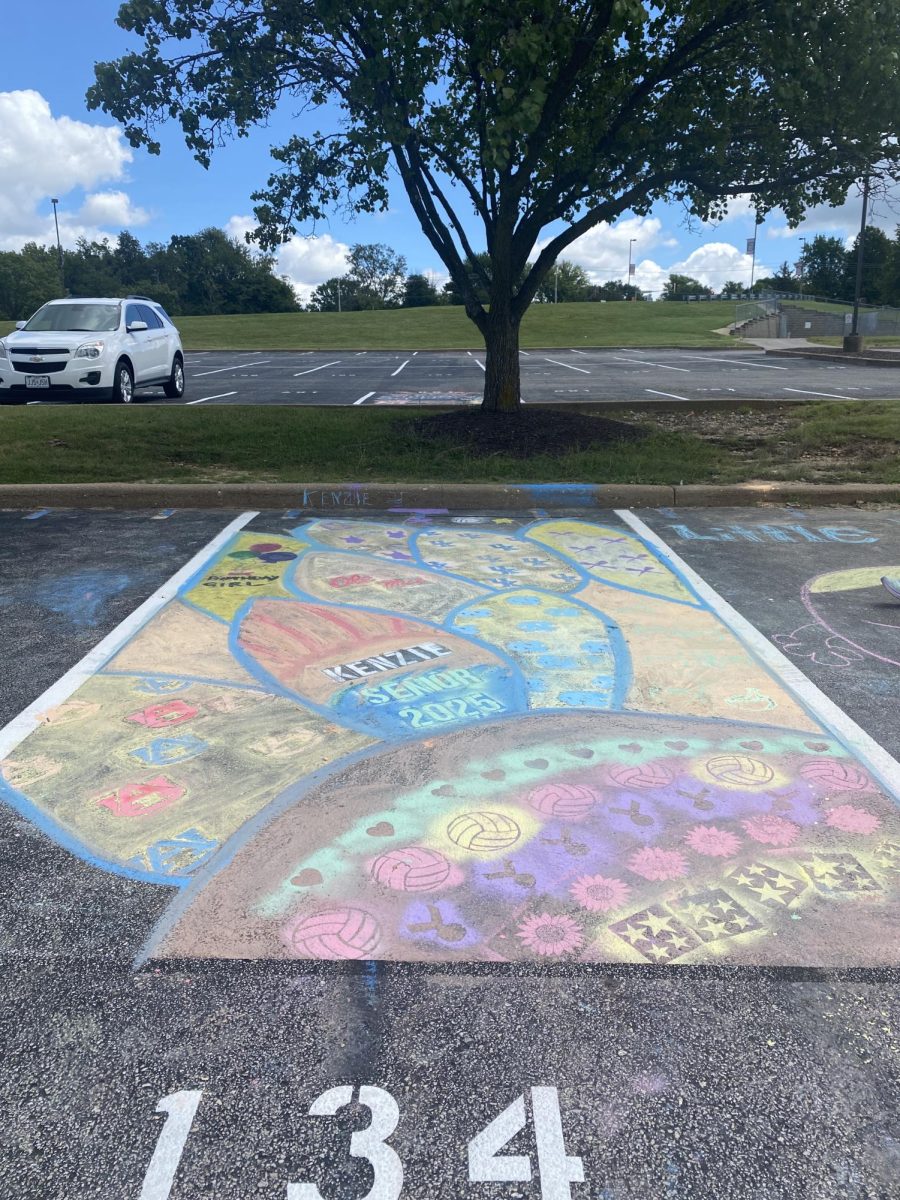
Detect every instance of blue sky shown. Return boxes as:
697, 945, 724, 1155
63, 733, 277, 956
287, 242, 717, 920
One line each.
2, 0, 890, 302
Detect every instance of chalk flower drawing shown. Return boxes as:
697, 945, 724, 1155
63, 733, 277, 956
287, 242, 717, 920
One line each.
825, 805, 882, 835
741, 813, 801, 847
570, 874, 632, 912
627, 846, 688, 881
517, 912, 584, 956
684, 824, 742, 858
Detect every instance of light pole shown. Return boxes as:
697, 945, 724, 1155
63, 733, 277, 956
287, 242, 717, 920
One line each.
627, 238, 636, 297
554, 264, 558, 304
798, 236, 806, 301
848, 170, 871, 349
337, 277, 342, 314
50, 198, 64, 291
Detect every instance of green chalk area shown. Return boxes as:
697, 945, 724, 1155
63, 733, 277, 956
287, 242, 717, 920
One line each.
2, 301, 742, 351
2, 401, 898, 486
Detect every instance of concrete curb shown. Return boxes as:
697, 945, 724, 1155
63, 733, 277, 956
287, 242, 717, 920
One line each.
1, 480, 899, 511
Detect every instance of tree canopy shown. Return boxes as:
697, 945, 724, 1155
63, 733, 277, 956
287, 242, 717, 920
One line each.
90, 0, 900, 409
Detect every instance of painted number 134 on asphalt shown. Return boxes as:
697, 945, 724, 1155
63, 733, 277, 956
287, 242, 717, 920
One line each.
139, 1085, 584, 1199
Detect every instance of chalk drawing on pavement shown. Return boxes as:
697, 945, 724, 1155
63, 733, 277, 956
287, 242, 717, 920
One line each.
1, 517, 898, 965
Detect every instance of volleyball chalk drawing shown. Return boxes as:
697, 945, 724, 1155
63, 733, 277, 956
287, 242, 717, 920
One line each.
287, 907, 381, 960
528, 782, 599, 819
801, 565, 900, 669
1, 515, 898, 967
703, 755, 776, 788
447, 811, 521, 853
370, 847, 452, 892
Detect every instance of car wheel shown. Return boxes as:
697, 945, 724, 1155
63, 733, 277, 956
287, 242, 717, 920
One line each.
163, 354, 185, 399
113, 359, 134, 404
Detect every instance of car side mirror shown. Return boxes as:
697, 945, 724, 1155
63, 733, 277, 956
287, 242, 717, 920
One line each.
127, 321, 149, 332
15, 321, 25, 330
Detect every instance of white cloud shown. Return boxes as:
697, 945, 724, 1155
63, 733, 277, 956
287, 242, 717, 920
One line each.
79, 190, 149, 229
632, 242, 780, 296
225, 216, 350, 304
532, 216, 668, 279
765, 179, 900, 242
0, 90, 146, 251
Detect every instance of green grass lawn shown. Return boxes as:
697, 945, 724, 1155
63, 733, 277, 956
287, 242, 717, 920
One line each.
1, 401, 897, 486
1, 300, 743, 351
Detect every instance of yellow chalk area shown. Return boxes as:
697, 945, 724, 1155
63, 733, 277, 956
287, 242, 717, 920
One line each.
580, 581, 816, 731
183, 532, 307, 621
527, 520, 698, 605
433, 804, 540, 862
809, 567, 900, 594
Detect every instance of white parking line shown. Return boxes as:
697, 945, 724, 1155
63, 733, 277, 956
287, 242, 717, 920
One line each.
617, 511, 900, 799
569, 349, 589, 355
353, 391, 376, 406
473, 358, 486, 371
645, 388, 691, 401
293, 359, 342, 377
677, 355, 788, 370
191, 359, 270, 377
186, 391, 237, 405
391, 359, 411, 377
783, 387, 855, 400
0, 512, 258, 762
612, 356, 690, 372
545, 357, 590, 373
519, 350, 531, 355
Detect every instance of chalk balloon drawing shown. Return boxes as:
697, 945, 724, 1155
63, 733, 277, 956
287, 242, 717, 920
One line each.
1, 519, 898, 967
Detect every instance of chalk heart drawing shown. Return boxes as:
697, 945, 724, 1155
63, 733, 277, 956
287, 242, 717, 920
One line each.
1, 517, 898, 967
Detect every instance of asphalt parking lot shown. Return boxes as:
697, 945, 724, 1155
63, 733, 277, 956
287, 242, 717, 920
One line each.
1, 504, 898, 1199
138, 348, 900, 406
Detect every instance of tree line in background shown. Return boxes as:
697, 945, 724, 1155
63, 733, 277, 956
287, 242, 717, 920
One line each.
3, 227, 899, 321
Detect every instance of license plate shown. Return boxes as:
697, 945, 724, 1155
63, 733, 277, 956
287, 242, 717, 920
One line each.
25, 375, 51, 389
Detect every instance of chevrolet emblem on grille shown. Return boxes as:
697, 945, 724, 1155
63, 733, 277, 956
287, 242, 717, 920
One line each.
29, 356, 44, 363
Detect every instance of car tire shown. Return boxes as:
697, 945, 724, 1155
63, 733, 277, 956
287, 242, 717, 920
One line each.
113, 359, 134, 404
163, 354, 185, 399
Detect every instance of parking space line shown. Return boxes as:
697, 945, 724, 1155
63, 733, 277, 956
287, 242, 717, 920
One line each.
677, 355, 788, 371
192, 360, 270, 377
783, 387, 855, 400
616, 511, 900, 797
645, 388, 691, 401
519, 350, 531, 355
569, 349, 589, 355
391, 359, 411, 377
186, 391, 237, 405
545, 358, 590, 373
293, 359, 342, 377
473, 358, 486, 371
0, 512, 258, 762
612, 356, 690, 372
353, 391, 376, 406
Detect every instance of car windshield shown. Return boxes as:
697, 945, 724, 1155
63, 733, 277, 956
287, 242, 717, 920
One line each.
24, 303, 120, 333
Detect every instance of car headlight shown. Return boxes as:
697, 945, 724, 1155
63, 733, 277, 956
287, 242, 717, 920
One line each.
0, 341, 7, 360
74, 341, 105, 359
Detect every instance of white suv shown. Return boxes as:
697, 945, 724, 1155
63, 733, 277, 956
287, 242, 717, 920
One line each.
0, 296, 185, 404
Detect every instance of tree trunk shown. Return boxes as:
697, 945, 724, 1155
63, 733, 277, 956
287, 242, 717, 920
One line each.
481, 306, 522, 412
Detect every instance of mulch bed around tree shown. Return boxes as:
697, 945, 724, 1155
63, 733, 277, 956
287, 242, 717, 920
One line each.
411, 407, 648, 459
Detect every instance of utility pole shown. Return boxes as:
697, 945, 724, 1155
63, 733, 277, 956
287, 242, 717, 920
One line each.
627, 238, 636, 297
747, 216, 760, 292
51, 198, 64, 291
847, 170, 871, 349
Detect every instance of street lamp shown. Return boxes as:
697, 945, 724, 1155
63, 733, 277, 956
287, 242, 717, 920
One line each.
798, 236, 806, 301
627, 238, 637, 297
554, 263, 559, 304
50, 198, 64, 290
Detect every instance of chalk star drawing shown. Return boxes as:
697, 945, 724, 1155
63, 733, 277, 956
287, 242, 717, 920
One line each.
0, 518, 898, 967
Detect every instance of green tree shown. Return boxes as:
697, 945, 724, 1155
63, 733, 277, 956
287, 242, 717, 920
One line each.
307, 276, 361, 312
534, 259, 591, 302
661, 274, 712, 300
0, 245, 63, 320
753, 262, 799, 295
719, 279, 745, 298
403, 273, 440, 306
89, 0, 900, 412
798, 235, 847, 299
841, 225, 895, 306
346, 243, 407, 308
588, 280, 645, 301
